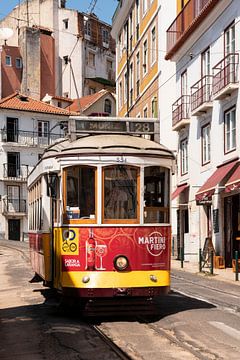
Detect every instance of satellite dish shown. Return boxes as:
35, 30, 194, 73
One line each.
0, 28, 14, 43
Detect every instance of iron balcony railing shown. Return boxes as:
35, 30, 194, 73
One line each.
3, 164, 29, 180
3, 199, 27, 214
212, 53, 239, 96
191, 75, 213, 112
0, 129, 64, 147
172, 95, 190, 128
166, 0, 211, 54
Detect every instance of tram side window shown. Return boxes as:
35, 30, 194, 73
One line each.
104, 165, 138, 221
144, 166, 169, 223
65, 166, 95, 219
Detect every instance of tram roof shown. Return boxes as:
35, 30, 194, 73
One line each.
41, 134, 175, 159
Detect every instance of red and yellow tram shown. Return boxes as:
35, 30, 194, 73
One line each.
28, 117, 175, 310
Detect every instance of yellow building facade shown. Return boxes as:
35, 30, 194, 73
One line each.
112, 0, 159, 118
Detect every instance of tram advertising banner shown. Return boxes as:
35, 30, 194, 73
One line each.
60, 226, 171, 272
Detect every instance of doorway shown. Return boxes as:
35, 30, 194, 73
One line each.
224, 195, 240, 267
8, 219, 20, 241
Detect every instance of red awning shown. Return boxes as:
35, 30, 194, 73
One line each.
196, 159, 238, 203
172, 183, 188, 200
225, 163, 240, 192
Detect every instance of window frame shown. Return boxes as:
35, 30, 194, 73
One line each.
201, 123, 211, 165
102, 165, 140, 224
180, 138, 188, 175
63, 165, 97, 224
143, 38, 148, 75
151, 25, 156, 65
224, 106, 236, 154
5, 55, 11, 66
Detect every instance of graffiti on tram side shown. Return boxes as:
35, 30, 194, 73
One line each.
61, 226, 170, 272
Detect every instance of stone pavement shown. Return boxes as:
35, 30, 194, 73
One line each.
171, 258, 240, 286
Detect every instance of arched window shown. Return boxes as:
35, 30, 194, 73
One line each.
104, 99, 112, 114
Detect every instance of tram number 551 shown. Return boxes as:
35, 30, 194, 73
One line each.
130, 122, 154, 134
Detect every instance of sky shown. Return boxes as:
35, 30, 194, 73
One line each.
0, 0, 118, 25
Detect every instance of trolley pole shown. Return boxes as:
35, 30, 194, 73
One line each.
235, 251, 239, 281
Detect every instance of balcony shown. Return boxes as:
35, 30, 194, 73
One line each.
191, 75, 213, 116
3, 164, 29, 181
172, 95, 190, 131
2, 199, 27, 215
0, 129, 64, 148
166, 0, 219, 60
212, 53, 239, 100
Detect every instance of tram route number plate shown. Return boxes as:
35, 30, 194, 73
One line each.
129, 122, 154, 134
74, 119, 155, 134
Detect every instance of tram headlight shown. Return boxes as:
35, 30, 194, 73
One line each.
114, 255, 129, 271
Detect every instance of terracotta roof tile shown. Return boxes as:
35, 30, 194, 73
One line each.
67, 90, 109, 112
0, 92, 77, 116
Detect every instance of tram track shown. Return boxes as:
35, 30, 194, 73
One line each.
90, 324, 135, 360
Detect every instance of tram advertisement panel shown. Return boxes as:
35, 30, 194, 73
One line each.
61, 226, 171, 272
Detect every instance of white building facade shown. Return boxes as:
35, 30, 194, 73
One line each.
165, 0, 240, 268
0, 93, 70, 240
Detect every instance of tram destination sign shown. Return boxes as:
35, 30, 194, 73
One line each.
70, 117, 156, 135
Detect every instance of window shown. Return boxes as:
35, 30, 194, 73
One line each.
136, 51, 140, 96
65, 166, 96, 220
7, 152, 20, 178
85, 21, 91, 37
118, 33, 122, 58
143, 39, 148, 75
5, 55, 11, 66
180, 138, 188, 175
129, 11, 133, 51
63, 19, 69, 29
104, 99, 112, 114
38, 121, 49, 139
7, 185, 20, 213
151, 26, 156, 64
224, 107, 236, 153
123, 22, 128, 49
201, 48, 210, 76
151, 97, 157, 117
143, 106, 148, 118
225, 23, 235, 55
129, 62, 133, 105
144, 166, 170, 223
143, 0, 148, 15
103, 165, 138, 222
202, 123, 211, 165
6, 117, 18, 142
181, 70, 187, 95
136, 0, 140, 40
124, 72, 128, 103
119, 81, 123, 108
88, 52, 95, 67
15, 58, 22, 69
102, 28, 109, 45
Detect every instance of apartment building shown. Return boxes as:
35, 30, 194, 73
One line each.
0, 0, 115, 100
166, 0, 240, 268
0, 92, 71, 241
112, 0, 160, 119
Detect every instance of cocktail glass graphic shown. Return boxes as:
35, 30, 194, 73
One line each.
95, 244, 107, 270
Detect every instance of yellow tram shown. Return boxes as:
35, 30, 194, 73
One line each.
28, 117, 175, 311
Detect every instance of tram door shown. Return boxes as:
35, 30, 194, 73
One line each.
8, 219, 20, 241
